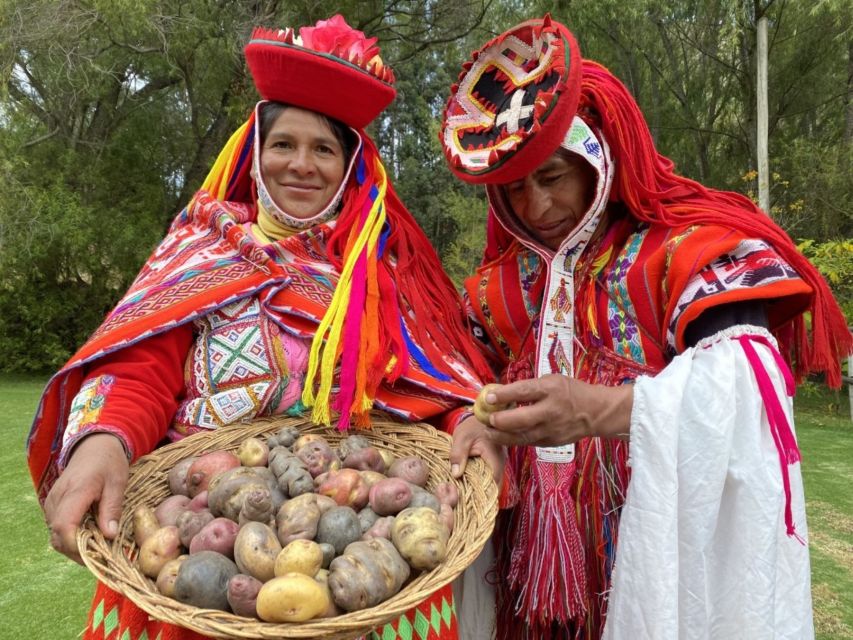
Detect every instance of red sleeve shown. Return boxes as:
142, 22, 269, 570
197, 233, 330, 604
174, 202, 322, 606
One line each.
60, 324, 194, 464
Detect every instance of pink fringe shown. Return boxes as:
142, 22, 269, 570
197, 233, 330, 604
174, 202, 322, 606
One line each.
738, 334, 804, 542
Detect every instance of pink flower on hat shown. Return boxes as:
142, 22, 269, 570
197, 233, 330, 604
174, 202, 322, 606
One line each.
299, 14, 380, 65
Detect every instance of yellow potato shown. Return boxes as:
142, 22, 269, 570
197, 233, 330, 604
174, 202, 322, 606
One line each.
132, 505, 161, 546
256, 573, 330, 622
274, 539, 323, 577
473, 383, 506, 424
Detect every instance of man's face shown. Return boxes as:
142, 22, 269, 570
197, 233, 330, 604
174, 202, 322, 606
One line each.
504, 151, 597, 250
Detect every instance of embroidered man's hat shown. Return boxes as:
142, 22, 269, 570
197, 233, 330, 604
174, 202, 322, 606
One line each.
244, 15, 396, 129
440, 14, 582, 184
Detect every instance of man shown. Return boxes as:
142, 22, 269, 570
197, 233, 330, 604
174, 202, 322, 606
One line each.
444, 15, 849, 639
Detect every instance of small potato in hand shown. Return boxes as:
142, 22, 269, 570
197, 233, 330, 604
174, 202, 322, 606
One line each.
473, 383, 507, 424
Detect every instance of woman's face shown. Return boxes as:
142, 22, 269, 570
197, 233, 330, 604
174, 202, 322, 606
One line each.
504, 151, 597, 250
259, 107, 347, 219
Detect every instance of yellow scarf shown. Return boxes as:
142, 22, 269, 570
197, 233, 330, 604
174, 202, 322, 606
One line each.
253, 199, 300, 242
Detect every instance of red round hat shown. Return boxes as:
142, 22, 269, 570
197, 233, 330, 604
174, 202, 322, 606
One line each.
245, 15, 396, 130
440, 15, 582, 184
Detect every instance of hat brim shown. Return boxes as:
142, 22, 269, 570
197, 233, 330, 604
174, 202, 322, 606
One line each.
246, 40, 395, 129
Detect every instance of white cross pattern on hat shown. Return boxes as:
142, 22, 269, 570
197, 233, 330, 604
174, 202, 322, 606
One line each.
495, 89, 534, 134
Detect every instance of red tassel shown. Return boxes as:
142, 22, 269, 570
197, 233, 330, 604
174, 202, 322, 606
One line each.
508, 457, 587, 629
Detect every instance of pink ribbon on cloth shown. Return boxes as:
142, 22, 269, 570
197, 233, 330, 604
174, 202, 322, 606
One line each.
736, 334, 804, 543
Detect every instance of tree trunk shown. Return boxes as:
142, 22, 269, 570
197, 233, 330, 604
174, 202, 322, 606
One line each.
756, 15, 770, 215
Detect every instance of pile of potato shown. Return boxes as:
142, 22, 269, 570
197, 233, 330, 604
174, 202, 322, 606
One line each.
132, 428, 458, 623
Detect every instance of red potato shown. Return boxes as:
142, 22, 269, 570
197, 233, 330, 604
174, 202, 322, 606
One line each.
342, 447, 385, 473
186, 450, 241, 497
168, 456, 197, 496
227, 574, 263, 618
362, 516, 395, 540
154, 495, 191, 527
317, 469, 369, 510
187, 490, 209, 512
387, 456, 429, 487
189, 517, 240, 558
433, 481, 459, 508
139, 526, 182, 578
368, 478, 413, 516
439, 503, 455, 533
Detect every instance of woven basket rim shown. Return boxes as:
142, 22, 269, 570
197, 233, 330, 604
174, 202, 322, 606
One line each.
78, 413, 498, 639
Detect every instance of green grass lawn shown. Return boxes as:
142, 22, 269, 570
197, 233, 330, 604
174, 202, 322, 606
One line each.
2, 375, 851, 639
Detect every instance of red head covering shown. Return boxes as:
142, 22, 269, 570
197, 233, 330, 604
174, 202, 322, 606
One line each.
442, 16, 851, 386
440, 14, 582, 184
245, 15, 395, 129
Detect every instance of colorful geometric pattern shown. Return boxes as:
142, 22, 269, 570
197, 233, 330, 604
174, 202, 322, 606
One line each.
606, 230, 646, 363
667, 238, 799, 350
368, 584, 458, 640
84, 582, 455, 640
64, 375, 114, 442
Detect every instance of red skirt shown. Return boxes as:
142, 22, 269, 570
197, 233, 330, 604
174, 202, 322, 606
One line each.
84, 580, 458, 640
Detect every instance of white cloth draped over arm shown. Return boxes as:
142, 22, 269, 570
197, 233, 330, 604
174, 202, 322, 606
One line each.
603, 325, 813, 640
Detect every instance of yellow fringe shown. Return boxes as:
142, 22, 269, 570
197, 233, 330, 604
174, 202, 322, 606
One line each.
302, 159, 389, 425
195, 119, 253, 204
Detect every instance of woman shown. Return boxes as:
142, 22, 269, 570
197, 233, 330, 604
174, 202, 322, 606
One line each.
28, 15, 491, 640
443, 15, 850, 639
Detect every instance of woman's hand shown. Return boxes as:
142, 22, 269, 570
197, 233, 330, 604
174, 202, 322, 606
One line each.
43, 433, 130, 564
479, 374, 634, 448
449, 415, 506, 484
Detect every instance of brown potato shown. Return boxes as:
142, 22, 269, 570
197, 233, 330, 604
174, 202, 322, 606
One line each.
359, 470, 387, 489
342, 447, 385, 473
275, 496, 322, 545
292, 434, 327, 454
328, 538, 409, 612
313, 569, 343, 618
256, 573, 329, 622
234, 522, 282, 582
237, 437, 269, 467
176, 509, 215, 548
387, 457, 429, 487
391, 507, 450, 570
274, 539, 323, 577
139, 525, 182, 578
296, 440, 341, 478
168, 456, 197, 496
155, 555, 187, 597
132, 505, 160, 546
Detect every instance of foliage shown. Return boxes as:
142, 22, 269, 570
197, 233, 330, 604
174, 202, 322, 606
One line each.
1, 0, 851, 372
797, 239, 853, 321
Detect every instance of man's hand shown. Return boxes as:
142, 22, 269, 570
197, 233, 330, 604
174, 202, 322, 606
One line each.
479, 374, 633, 448
449, 415, 506, 483
43, 433, 130, 564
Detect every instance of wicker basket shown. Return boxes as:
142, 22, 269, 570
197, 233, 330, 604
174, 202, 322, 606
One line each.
77, 414, 498, 639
